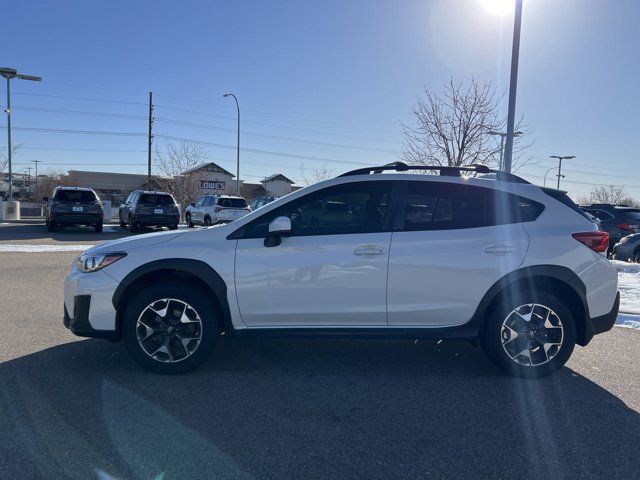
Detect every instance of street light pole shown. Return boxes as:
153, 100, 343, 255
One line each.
549, 155, 576, 190
0, 67, 42, 201
223, 93, 240, 196
502, 0, 524, 174
543, 167, 554, 187
487, 130, 523, 170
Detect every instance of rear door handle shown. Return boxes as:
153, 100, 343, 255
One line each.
485, 243, 517, 254
354, 247, 385, 256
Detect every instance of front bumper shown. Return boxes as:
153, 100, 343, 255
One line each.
64, 298, 119, 341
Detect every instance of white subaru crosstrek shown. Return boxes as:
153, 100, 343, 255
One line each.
184, 194, 251, 227
64, 163, 619, 377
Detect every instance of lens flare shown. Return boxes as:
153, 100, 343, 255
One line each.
479, 0, 515, 15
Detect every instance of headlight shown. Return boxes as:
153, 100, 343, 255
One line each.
76, 252, 127, 273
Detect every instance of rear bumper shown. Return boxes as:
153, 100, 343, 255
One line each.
589, 291, 620, 336
51, 213, 102, 225
134, 214, 179, 226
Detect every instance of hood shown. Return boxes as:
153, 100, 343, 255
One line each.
85, 228, 188, 254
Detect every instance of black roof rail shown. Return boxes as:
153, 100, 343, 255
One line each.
338, 162, 530, 184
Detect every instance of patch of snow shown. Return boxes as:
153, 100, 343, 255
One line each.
611, 260, 640, 274
616, 313, 640, 330
0, 244, 93, 253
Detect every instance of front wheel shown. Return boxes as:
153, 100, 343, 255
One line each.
481, 291, 576, 378
203, 216, 212, 227
122, 282, 221, 374
186, 213, 194, 228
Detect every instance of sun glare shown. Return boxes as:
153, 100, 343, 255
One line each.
479, 0, 515, 15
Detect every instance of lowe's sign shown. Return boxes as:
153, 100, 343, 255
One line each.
200, 180, 225, 191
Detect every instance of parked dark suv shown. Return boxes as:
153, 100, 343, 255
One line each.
44, 186, 103, 232
580, 203, 640, 251
119, 190, 179, 232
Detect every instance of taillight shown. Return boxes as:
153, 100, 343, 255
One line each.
572, 231, 609, 253
617, 222, 639, 232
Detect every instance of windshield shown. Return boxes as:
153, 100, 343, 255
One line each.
54, 190, 97, 202
139, 194, 175, 205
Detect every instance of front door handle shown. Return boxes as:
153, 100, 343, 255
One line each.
354, 247, 385, 256
485, 243, 517, 254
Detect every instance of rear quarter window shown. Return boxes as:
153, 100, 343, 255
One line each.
485, 191, 545, 225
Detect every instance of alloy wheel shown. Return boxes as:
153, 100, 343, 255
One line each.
500, 303, 564, 367
136, 298, 203, 363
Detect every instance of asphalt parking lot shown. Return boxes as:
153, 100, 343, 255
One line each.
1, 223, 639, 479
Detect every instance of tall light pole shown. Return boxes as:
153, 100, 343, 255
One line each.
549, 155, 575, 189
31, 159, 42, 200
0, 67, 42, 201
502, 0, 524, 174
487, 130, 523, 170
543, 167, 555, 187
223, 93, 240, 196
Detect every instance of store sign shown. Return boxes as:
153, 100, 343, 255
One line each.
200, 180, 225, 191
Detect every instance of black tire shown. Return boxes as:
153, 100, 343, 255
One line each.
46, 219, 56, 232
186, 213, 194, 228
128, 216, 138, 233
168, 224, 178, 230
95, 222, 103, 233
481, 290, 576, 378
119, 215, 126, 228
203, 216, 212, 226
122, 282, 221, 374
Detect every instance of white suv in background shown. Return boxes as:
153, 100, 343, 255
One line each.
185, 195, 250, 227
63, 163, 619, 377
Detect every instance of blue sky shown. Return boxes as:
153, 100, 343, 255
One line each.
2, 0, 639, 199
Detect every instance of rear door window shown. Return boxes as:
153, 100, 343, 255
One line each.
403, 182, 484, 231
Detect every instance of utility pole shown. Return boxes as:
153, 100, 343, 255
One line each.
147, 91, 153, 190
502, 0, 524, 174
0, 67, 42, 201
26, 166, 31, 200
31, 160, 42, 200
223, 93, 240, 195
549, 155, 575, 190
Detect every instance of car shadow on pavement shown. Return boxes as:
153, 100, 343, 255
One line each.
1, 337, 638, 480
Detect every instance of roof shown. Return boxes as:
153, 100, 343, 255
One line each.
183, 162, 234, 177
55, 186, 95, 192
262, 173, 294, 184
132, 190, 172, 196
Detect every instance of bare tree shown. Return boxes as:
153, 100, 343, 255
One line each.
155, 141, 209, 216
402, 78, 532, 169
300, 164, 333, 186
37, 170, 73, 199
0, 143, 23, 175
583, 185, 640, 207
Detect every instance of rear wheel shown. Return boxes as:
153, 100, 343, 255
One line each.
481, 290, 576, 378
122, 282, 221, 374
203, 216, 212, 226
128, 216, 138, 233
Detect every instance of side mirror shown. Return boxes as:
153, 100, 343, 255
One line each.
265, 216, 292, 247
42, 196, 48, 202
